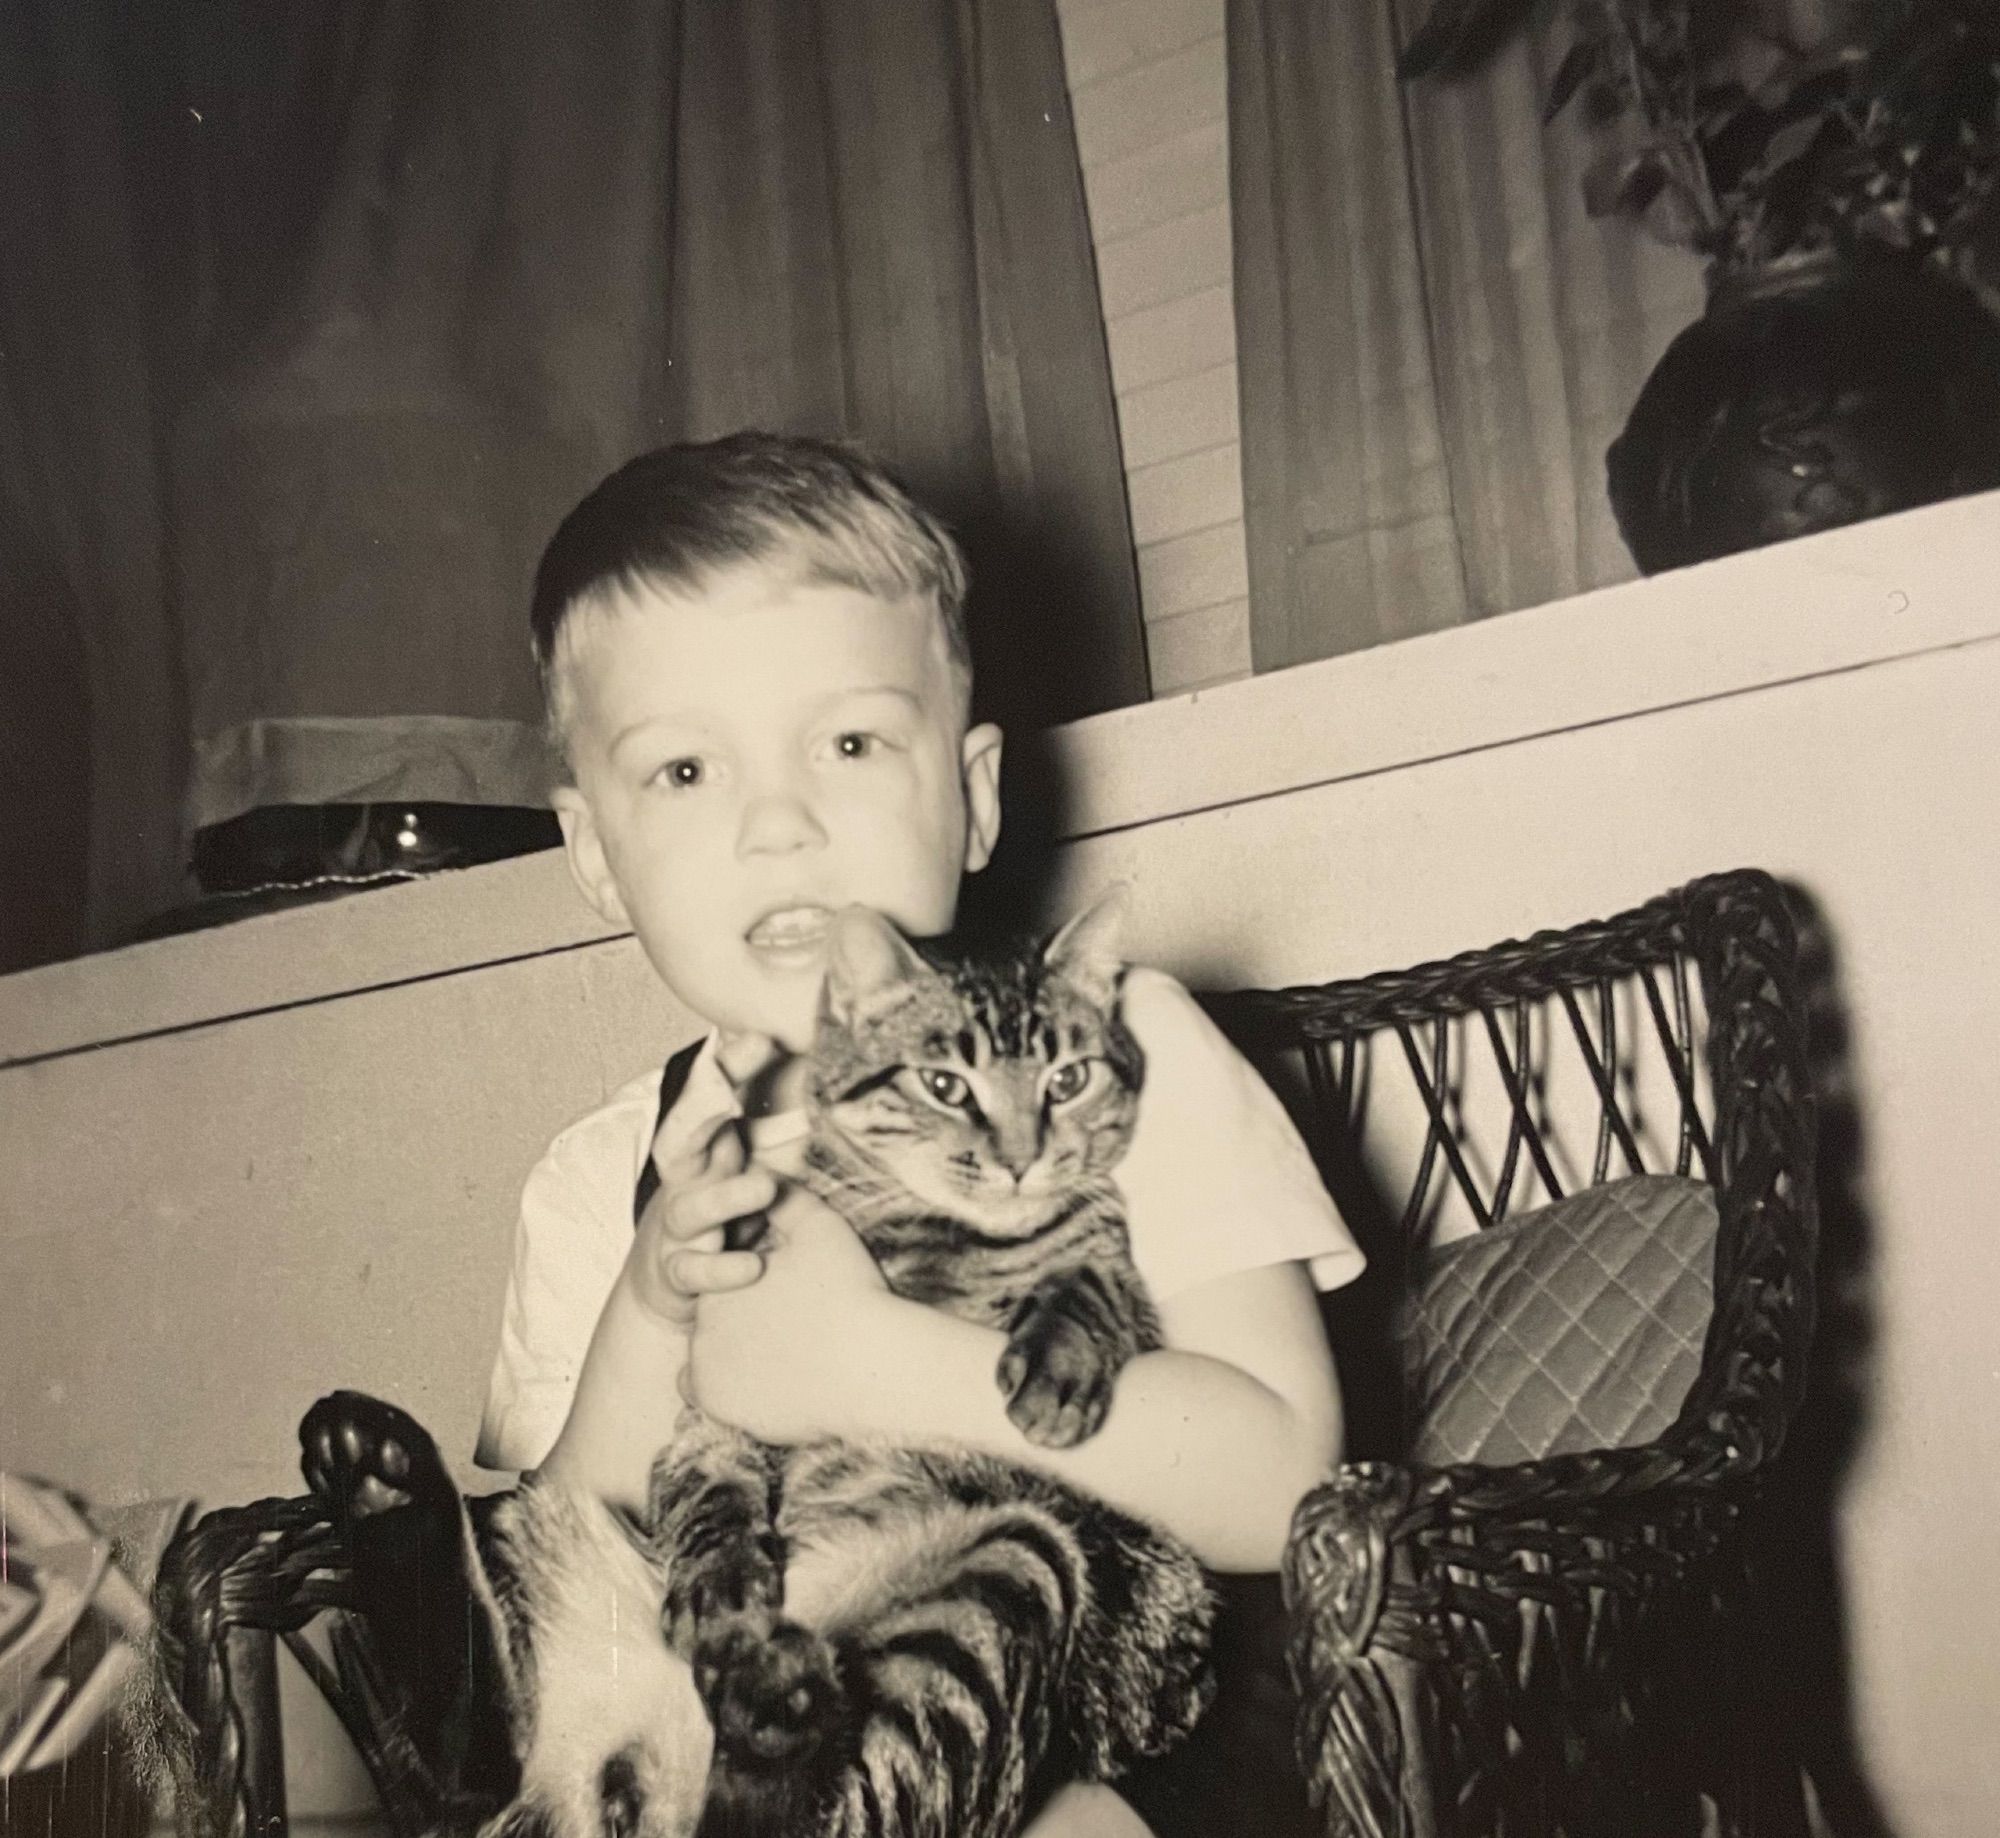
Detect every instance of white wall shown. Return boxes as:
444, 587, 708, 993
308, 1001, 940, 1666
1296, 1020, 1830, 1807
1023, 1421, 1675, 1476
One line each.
5, 493, 1998, 1834
1055, 0, 1251, 697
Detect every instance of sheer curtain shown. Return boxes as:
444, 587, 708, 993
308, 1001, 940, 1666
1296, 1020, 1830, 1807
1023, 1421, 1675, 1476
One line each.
0, 0, 1141, 962
1227, 0, 1707, 672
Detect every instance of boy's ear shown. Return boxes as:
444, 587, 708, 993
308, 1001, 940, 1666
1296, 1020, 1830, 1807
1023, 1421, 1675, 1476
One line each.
822, 906, 929, 1026
1044, 883, 1130, 1002
960, 722, 1004, 874
551, 786, 631, 930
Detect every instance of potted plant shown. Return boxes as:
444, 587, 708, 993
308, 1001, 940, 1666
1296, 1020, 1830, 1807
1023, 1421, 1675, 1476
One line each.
1398, 0, 2000, 573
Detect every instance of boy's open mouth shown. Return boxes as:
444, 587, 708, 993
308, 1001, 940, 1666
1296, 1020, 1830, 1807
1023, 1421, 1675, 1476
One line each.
745, 905, 834, 955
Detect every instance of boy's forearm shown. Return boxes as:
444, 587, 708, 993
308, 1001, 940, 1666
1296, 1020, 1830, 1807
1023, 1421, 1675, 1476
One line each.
836, 1293, 1339, 1572
533, 1275, 690, 1515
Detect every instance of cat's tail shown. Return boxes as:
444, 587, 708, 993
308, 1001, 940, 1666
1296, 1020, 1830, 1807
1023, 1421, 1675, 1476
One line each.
1060, 1492, 1217, 1779
892, 1450, 1217, 1783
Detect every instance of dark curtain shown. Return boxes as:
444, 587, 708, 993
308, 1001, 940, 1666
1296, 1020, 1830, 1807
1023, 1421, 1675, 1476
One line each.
0, 0, 1144, 965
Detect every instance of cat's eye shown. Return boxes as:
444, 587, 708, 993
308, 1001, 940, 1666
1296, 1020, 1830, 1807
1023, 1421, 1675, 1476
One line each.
1044, 1060, 1095, 1104
918, 1068, 971, 1108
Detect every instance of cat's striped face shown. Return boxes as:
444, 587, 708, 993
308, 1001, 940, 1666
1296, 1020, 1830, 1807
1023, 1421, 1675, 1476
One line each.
809, 902, 1142, 1229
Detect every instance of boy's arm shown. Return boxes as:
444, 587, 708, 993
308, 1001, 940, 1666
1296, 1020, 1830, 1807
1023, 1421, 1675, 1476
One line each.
871, 1259, 1341, 1571
535, 1124, 770, 1514
688, 1192, 1342, 1572
531, 1273, 694, 1514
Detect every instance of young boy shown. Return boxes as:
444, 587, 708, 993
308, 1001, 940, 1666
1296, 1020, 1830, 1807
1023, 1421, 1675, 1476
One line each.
477, 434, 1363, 1834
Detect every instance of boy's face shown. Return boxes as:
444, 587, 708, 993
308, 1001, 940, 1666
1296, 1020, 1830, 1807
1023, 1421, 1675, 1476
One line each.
551, 564, 1003, 1056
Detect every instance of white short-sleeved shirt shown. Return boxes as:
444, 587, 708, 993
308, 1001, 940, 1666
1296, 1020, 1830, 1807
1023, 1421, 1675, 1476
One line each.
476, 967, 1364, 1473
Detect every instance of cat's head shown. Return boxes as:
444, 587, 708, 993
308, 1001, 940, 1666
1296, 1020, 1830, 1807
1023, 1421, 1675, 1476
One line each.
808, 893, 1143, 1228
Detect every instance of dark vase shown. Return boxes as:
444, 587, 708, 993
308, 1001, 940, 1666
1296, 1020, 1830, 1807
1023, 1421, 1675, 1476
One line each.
1607, 251, 2000, 576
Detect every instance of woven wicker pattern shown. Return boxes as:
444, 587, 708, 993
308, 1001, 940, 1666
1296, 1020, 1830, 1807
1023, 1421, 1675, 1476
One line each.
1209, 869, 1819, 1838
1403, 1174, 1716, 1467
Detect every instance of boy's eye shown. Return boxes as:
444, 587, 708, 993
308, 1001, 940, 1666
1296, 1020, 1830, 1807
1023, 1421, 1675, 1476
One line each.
833, 731, 876, 760
917, 1068, 970, 1108
657, 757, 704, 789
1045, 1060, 1095, 1104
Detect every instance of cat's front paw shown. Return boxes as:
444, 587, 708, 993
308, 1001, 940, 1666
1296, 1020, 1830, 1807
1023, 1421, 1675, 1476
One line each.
663, 1535, 786, 1657
998, 1299, 1123, 1448
299, 1390, 455, 1523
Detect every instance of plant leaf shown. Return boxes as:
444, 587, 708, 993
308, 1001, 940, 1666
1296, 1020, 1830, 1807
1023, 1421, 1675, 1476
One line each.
1748, 113, 1832, 183
1583, 147, 1671, 217
1694, 80, 1750, 131
1582, 77, 1629, 124
1623, 160, 1672, 215
1754, 48, 1862, 115
1644, 183, 1709, 249
1544, 40, 1601, 124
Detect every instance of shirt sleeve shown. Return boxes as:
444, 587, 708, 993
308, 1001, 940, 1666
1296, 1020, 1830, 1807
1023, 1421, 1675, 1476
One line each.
473, 1082, 657, 1474
1114, 966, 1366, 1301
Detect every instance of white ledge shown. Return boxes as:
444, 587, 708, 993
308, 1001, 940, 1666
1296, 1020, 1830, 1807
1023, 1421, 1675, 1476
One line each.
1040, 486, 2000, 841
5, 488, 1997, 1067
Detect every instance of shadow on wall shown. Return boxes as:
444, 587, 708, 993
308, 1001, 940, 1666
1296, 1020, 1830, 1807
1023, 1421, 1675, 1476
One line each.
1763, 885, 1896, 1838
955, 721, 1075, 949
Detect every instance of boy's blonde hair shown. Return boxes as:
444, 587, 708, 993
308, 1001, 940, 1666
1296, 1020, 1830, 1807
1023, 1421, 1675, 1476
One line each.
531, 433, 972, 745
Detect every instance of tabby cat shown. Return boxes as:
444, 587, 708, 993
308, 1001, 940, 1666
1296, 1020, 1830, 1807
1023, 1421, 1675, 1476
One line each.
491, 897, 1215, 1838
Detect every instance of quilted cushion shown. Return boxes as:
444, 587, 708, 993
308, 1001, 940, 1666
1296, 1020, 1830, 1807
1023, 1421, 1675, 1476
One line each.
1403, 1174, 1718, 1467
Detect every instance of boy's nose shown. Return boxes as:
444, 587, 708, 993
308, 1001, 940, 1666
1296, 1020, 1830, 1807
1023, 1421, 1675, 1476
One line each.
736, 789, 827, 857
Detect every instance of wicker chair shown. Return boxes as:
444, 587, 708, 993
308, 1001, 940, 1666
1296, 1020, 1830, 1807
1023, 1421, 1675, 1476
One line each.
1206, 868, 1818, 1838
148, 869, 1817, 1838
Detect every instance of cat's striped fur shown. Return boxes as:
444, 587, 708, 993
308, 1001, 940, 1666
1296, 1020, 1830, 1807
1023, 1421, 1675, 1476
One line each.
482, 897, 1216, 1838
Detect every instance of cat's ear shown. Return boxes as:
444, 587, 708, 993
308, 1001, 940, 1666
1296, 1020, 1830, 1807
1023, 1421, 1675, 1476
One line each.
1043, 884, 1129, 1002
821, 905, 930, 1025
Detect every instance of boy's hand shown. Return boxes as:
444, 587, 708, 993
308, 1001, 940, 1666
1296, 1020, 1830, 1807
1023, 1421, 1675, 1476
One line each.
627, 1114, 771, 1327
684, 1180, 890, 1444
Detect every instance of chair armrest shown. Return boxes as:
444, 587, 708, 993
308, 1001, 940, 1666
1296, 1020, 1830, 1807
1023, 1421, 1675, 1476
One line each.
150, 1494, 347, 1838
151, 1489, 503, 1838
1284, 1434, 1761, 1838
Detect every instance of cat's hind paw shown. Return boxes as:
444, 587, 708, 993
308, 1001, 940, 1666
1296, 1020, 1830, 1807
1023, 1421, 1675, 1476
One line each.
299, 1389, 455, 1524
693, 1613, 847, 1775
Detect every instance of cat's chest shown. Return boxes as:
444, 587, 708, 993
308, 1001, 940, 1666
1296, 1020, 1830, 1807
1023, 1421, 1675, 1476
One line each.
801, 1147, 1050, 1303
843, 1206, 1064, 1326
864, 1237, 1042, 1327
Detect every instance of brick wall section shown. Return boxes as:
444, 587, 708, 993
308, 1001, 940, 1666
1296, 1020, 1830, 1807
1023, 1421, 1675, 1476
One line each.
1056, 0, 1251, 697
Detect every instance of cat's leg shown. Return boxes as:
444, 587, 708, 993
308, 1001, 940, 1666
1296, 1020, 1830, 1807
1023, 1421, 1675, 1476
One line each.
649, 1413, 788, 1656
998, 1262, 1161, 1448
695, 1450, 1135, 1838
297, 1390, 521, 1813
